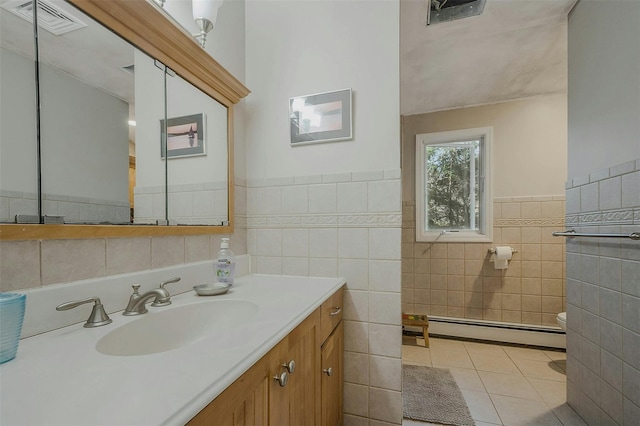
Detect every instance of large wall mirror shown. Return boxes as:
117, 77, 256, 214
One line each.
0, 0, 248, 240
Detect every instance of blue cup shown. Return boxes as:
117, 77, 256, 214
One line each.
0, 293, 26, 363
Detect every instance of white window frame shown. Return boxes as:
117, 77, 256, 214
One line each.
415, 127, 493, 243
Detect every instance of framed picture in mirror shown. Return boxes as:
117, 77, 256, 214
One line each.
289, 88, 352, 146
161, 113, 206, 158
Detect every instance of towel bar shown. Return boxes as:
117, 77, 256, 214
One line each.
552, 230, 640, 240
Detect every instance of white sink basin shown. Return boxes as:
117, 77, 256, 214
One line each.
96, 299, 259, 356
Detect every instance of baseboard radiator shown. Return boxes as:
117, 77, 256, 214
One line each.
405, 316, 566, 349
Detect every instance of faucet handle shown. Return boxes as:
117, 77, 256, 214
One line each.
131, 284, 141, 294
159, 277, 181, 290
152, 277, 180, 307
151, 277, 179, 307
56, 297, 112, 328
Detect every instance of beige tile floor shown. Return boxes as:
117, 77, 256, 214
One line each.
402, 336, 587, 426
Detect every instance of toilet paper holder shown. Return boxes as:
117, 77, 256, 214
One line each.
488, 247, 518, 255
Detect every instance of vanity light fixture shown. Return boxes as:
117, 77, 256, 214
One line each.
192, 0, 223, 47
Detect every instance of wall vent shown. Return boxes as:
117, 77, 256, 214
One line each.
427, 0, 486, 26
1, 0, 87, 35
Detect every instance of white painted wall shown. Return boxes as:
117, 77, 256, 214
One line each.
244, 0, 400, 180
39, 64, 129, 202
402, 94, 568, 200
567, 1, 640, 179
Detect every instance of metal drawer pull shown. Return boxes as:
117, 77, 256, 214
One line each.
329, 307, 341, 317
274, 371, 289, 387
323, 367, 333, 376
282, 360, 296, 373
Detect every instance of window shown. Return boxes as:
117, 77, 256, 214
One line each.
415, 127, 492, 242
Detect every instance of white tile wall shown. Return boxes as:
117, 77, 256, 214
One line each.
339, 228, 369, 259
565, 158, 640, 425
309, 229, 338, 258
245, 170, 402, 424
282, 185, 309, 213
308, 184, 337, 213
338, 182, 369, 213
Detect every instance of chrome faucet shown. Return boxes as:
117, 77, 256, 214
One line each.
123, 284, 170, 316
122, 277, 181, 316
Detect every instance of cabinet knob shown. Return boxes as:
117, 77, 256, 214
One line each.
282, 360, 296, 373
323, 367, 333, 376
274, 371, 289, 387
329, 306, 341, 317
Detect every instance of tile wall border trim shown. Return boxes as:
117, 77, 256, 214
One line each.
493, 217, 565, 227
565, 207, 640, 227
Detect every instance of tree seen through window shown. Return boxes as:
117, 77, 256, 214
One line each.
425, 140, 480, 231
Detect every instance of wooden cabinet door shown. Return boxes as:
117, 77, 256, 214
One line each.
287, 309, 321, 426
321, 320, 343, 426
187, 356, 269, 426
269, 338, 291, 426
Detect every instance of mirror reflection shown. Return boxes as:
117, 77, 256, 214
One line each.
134, 55, 229, 226
166, 73, 228, 226
37, 0, 135, 224
0, 0, 38, 221
0, 0, 230, 226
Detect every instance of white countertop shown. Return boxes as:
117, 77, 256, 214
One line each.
0, 274, 345, 426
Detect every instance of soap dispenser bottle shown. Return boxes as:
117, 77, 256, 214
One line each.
215, 238, 236, 285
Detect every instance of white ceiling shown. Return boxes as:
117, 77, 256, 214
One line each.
2, 0, 577, 120
401, 0, 577, 116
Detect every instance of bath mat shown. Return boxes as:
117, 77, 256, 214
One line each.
403, 364, 475, 426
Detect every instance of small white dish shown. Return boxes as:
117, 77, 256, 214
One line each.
193, 283, 230, 296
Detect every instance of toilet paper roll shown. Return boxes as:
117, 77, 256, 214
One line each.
493, 246, 513, 270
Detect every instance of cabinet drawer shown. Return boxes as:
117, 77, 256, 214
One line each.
320, 287, 344, 343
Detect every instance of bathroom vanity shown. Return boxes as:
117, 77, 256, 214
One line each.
0, 274, 344, 425
189, 286, 344, 425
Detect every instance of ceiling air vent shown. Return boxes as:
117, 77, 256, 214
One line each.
1, 0, 87, 35
427, 0, 486, 25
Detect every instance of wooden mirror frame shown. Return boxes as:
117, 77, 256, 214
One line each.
0, 0, 249, 241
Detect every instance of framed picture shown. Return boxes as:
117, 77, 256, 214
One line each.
160, 113, 206, 158
289, 88, 352, 145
